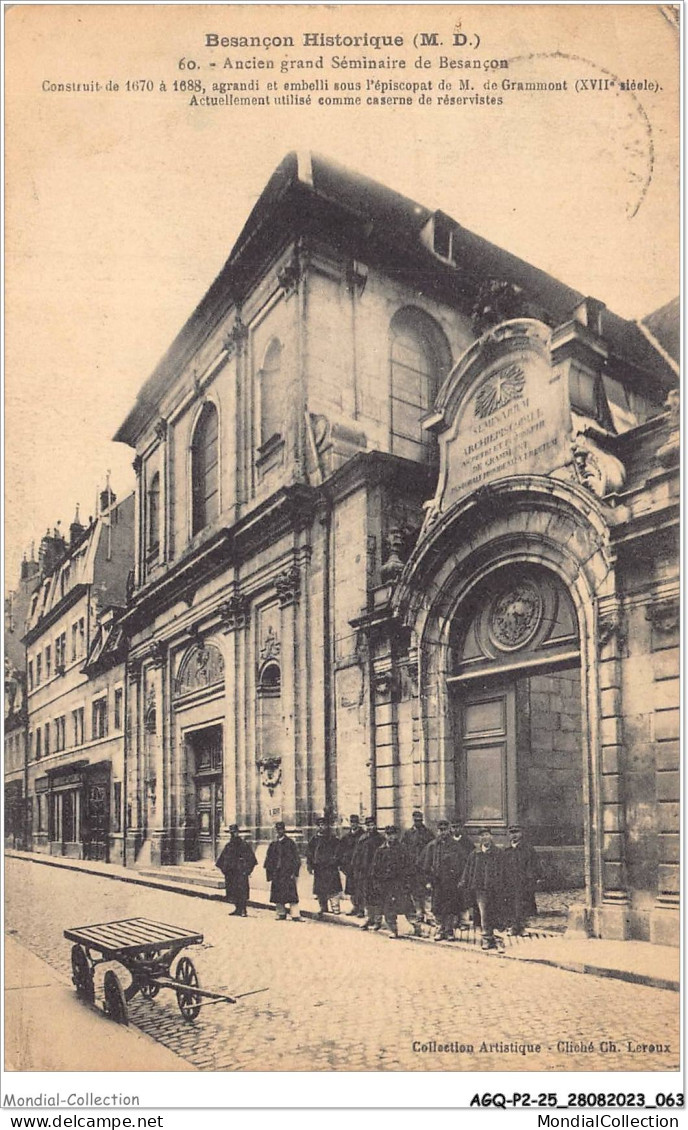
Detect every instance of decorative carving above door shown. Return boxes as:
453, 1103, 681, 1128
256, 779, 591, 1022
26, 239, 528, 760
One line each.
175, 642, 224, 698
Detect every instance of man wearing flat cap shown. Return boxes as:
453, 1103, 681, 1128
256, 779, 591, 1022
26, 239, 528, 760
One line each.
421, 819, 472, 940
503, 825, 542, 936
370, 825, 422, 939
307, 815, 342, 918
215, 823, 257, 917
402, 810, 434, 922
264, 821, 302, 921
459, 828, 507, 950
352, 816, 384, 930
336, 814, 365, 916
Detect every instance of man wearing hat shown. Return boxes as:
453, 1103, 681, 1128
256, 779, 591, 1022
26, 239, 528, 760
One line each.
264, 821, 303, 921
307, 816, 342, 918
351, 816, 384, 930
402, 810, 434, 922
421, 819, 472, 940
459, 828, 507, 950
503, 825, 542, 935
336, 814, 365, 916
370, 826, 422, 939
215, 823, 258, 917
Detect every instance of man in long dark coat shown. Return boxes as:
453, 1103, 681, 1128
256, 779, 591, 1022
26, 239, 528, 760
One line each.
264, 821, 302, 921
336, 814, 365, 916
307, 816, 342, 918
503, 825, 542, 935
215, 823, 257, 916
460, 828, 507, 950
401, 810, 434, 921
352, 816, 384, 930
421, 819, 473, 940
370, 826, 422, 939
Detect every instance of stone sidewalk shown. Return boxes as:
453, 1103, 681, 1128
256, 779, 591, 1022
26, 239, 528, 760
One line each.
4, 934, 196, 1072
6, 849, 678, 993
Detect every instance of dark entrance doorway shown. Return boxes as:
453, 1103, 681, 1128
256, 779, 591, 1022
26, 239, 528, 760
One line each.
186, 725, 223, 860
83, 762, 111, 862
449, 566, 586, 895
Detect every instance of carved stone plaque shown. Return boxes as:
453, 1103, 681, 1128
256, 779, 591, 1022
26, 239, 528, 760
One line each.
488, 581, 543, 652
425, 320, 571, 515
174, 643, 225, 697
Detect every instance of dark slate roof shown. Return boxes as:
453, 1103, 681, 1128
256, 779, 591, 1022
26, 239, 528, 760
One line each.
114, 152, 678, 445
641, 296, 680, 365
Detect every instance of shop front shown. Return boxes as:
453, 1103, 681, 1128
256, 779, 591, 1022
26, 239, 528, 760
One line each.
4, 779, 25, 848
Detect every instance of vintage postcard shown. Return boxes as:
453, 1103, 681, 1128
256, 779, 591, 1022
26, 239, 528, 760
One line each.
3, 1, 681, 1110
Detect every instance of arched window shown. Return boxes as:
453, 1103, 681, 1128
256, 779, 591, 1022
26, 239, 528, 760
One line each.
191, 403, 219, 535
259, 339, 283, 449
390, 308, 451, 461
258, 660, 281, 696
257, 660, 282, 763
147, 472, 160, 557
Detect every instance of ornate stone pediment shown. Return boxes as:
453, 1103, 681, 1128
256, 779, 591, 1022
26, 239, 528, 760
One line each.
423, 320, 571, 522
174, 642, 225, 697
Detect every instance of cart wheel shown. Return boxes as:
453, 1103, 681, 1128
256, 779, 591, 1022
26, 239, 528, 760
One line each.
71, 945, 94, 1003
103, 970, 129, 1025
175, 956, 201, 1022
140, 981, 161, 999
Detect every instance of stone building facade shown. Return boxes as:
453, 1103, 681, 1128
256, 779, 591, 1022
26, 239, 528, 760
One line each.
23, 493, 134, 863
4, 554, 39, 847
114, 153, 678, 943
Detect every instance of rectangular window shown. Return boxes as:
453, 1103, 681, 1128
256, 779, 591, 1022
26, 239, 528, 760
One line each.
71, 623, 78, 661
44, 722, 51, 757
36, 654, 42, 686
45, 645, 51, 679
114, 687, 123, 731
55, 632, 67, 671
92, 697, 108, 740
28, 660, 34, 691
72, 707, 84, 747
55, 716, 66, 752
35, 729, 41, 760
113, 782, 122, 833
79, 618, 86, 656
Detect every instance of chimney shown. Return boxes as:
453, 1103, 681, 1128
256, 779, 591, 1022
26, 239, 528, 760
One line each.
70, 503, 85, 546
573, 297, 606, 337
100, 487, 116, 513
38, 525, 67, 577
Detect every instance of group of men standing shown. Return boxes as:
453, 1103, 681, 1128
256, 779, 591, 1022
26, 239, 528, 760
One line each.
216, 811, 542, 948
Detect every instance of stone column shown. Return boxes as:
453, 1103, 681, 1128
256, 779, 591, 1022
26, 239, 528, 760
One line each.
372, 662, 399, 827
276, 565, 301, 826
125, 657, 143, 863
145, 641, 168, 866
132, 455, 142, 588
596, 600, 630, 939
646, 595, 680, 946
219, 594, 249, 830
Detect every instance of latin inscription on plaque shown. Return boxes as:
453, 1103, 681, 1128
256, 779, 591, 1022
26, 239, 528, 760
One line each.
427, 321, 571, 514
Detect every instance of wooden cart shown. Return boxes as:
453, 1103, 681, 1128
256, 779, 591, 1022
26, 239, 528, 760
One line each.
64, 917, 264, 1024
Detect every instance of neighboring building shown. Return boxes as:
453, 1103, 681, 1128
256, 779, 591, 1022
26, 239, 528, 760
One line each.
23, 492, 134, 863
4, 553, 40, 847
114, 153, 679, 944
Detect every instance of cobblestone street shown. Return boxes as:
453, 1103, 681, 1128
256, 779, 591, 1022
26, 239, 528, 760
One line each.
5, 858, 679, 1073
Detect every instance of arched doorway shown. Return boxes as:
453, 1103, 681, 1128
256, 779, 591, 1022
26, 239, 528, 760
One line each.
447, 564, 585, 899
173, 640, 226, 861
